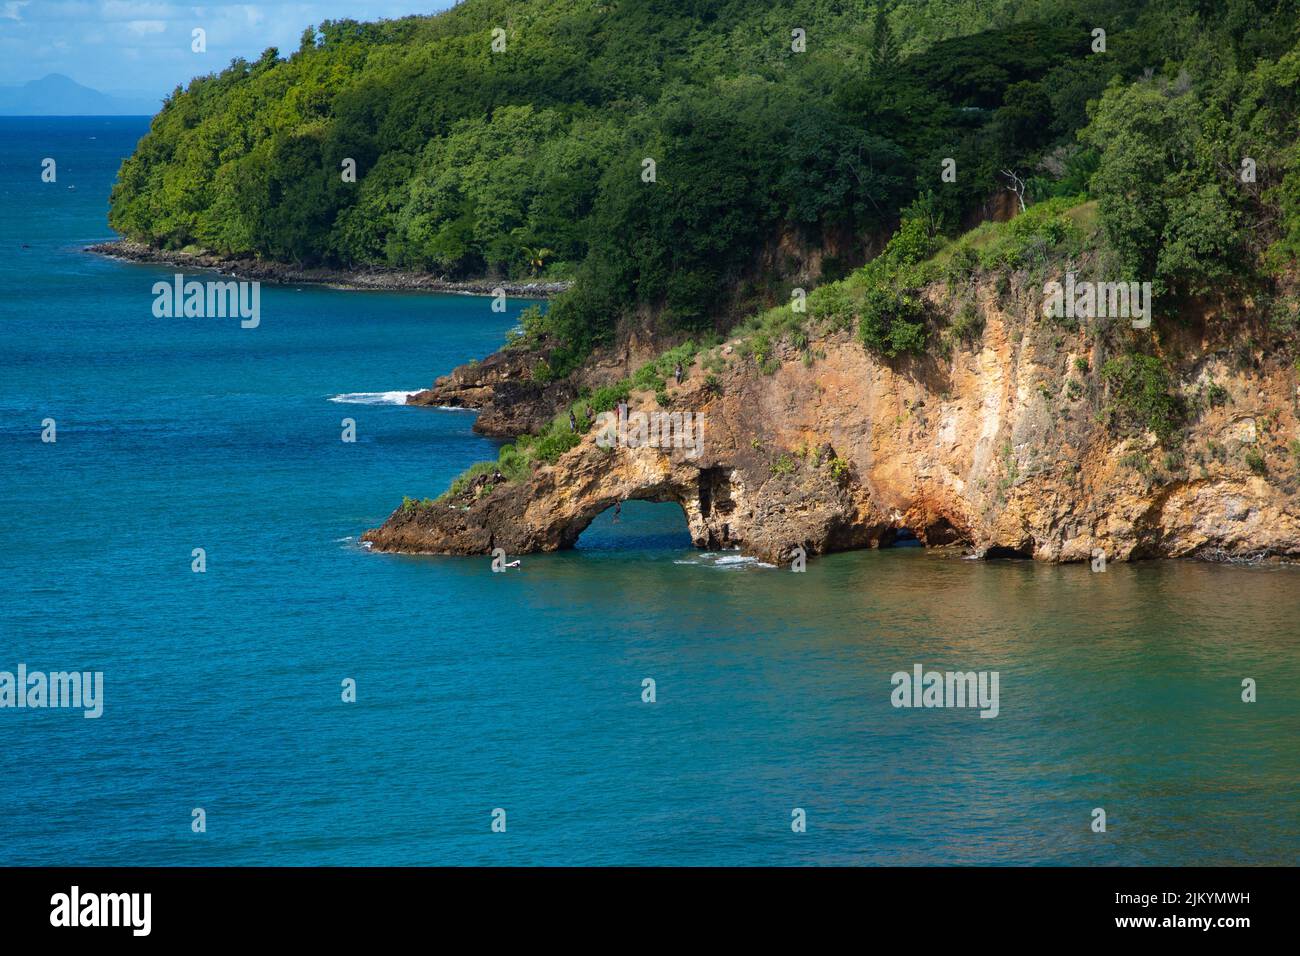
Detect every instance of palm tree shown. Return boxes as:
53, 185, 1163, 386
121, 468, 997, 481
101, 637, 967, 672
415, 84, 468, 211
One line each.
520, 246, 555, 277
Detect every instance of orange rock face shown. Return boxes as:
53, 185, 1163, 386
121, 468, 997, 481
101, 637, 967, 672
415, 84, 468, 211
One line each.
367, 285, 1300, 566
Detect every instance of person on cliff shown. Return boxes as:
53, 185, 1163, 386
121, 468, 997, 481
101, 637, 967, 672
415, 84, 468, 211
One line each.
586, 405, 595, 424
569, 409, 578, 432
674, 361, 684, 385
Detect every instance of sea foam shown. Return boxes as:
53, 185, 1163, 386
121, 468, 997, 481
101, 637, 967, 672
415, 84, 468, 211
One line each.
673, 552, 775, 569
327, 390, 420, 405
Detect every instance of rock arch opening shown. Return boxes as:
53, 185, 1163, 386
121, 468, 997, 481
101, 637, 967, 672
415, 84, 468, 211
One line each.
574, 499, 693, 552
879, 527, 922, 548
878, 516, 967, 550
984, 544, 1033, 559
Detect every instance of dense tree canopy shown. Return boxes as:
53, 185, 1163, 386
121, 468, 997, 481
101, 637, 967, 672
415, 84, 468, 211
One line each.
110, 0, 1300, 368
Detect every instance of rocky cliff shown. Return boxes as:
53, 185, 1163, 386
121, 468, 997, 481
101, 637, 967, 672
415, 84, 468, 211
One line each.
408, 328, 666, 436
365, 271, 1300, 565
406, 223, 881, 436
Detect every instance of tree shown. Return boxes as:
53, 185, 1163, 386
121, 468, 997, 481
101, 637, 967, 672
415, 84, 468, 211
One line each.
870, 1, 901, 75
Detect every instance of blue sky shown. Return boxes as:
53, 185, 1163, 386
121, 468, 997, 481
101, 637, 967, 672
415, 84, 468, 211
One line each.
0, 2, 451, 96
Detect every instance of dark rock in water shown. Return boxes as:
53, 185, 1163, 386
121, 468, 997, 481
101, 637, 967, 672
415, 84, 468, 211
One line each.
83, 239, 572, 297
407, 329, 668, 438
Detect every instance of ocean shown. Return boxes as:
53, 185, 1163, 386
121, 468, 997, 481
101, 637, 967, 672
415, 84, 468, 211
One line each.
1, 117, 1296, 866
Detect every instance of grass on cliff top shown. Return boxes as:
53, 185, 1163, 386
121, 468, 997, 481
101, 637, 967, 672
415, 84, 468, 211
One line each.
725, 194, 1095, 366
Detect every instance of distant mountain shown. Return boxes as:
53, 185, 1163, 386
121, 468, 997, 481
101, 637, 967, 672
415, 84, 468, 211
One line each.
0, 74, 159, 115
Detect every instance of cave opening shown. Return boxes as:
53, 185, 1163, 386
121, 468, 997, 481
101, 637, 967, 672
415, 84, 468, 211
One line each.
880, 527, 923, 549
921, 516, 964, 547
574, 499, 692, 552
984, 545, 1033, 559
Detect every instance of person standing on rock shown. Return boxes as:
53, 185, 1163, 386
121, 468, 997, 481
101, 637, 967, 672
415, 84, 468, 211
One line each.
675, 361, 684, 385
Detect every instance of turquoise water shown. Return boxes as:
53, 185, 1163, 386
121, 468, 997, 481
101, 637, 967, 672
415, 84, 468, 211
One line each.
1, 117, 1297, 866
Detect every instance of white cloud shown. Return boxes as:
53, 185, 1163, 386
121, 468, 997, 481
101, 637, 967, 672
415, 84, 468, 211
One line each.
102, 1, 177, 20
126, 19, 167, 34
1, 1, 453, 93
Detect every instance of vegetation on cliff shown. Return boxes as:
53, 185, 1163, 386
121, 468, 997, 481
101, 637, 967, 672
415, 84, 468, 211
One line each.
107, 0, 1300, 511
109, 0, 1260, 366
435, 165, 1300, 510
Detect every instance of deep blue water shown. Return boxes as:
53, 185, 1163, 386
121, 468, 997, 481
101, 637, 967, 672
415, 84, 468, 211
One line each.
1, 118, 1297, 866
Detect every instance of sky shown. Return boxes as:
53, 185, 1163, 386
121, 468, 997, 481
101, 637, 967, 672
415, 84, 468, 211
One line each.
0, 1, 452, 96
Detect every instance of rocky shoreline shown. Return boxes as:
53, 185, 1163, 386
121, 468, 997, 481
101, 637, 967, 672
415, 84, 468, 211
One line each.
365, 275, 1300, 566
406, 331, 669, 434
85, 239, 573, 297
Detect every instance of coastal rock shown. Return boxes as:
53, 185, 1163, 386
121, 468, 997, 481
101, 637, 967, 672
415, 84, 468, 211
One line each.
407, 346, 568, 436
365, 290, 1300, 565
85, 240, 572, 297
409, 330, 670, 437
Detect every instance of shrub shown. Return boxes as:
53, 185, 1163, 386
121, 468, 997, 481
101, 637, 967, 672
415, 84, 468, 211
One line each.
943, 244, 980, 284
531, 429, 582, 463
949, 301, 985, 344
976, 195, 1083, 269
808, 283, 855, 331
770, 454, 796, 476
439, 460, 505, 502
1101, 353, 1185, 443
631, 341, 698, 392
858, 285, 927, 357
588, 381, 631, 413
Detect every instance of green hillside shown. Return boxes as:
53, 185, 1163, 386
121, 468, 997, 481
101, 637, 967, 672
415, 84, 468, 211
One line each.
109, 0, 1300, 377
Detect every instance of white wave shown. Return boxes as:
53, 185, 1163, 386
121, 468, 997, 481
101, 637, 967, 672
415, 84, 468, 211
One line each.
328, 390, 421, 405
674, 552, 774, 569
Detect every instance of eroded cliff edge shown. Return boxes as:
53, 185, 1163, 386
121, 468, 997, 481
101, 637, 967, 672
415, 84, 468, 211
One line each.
364, 272, 1300, 565
407, 329, 667, 436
